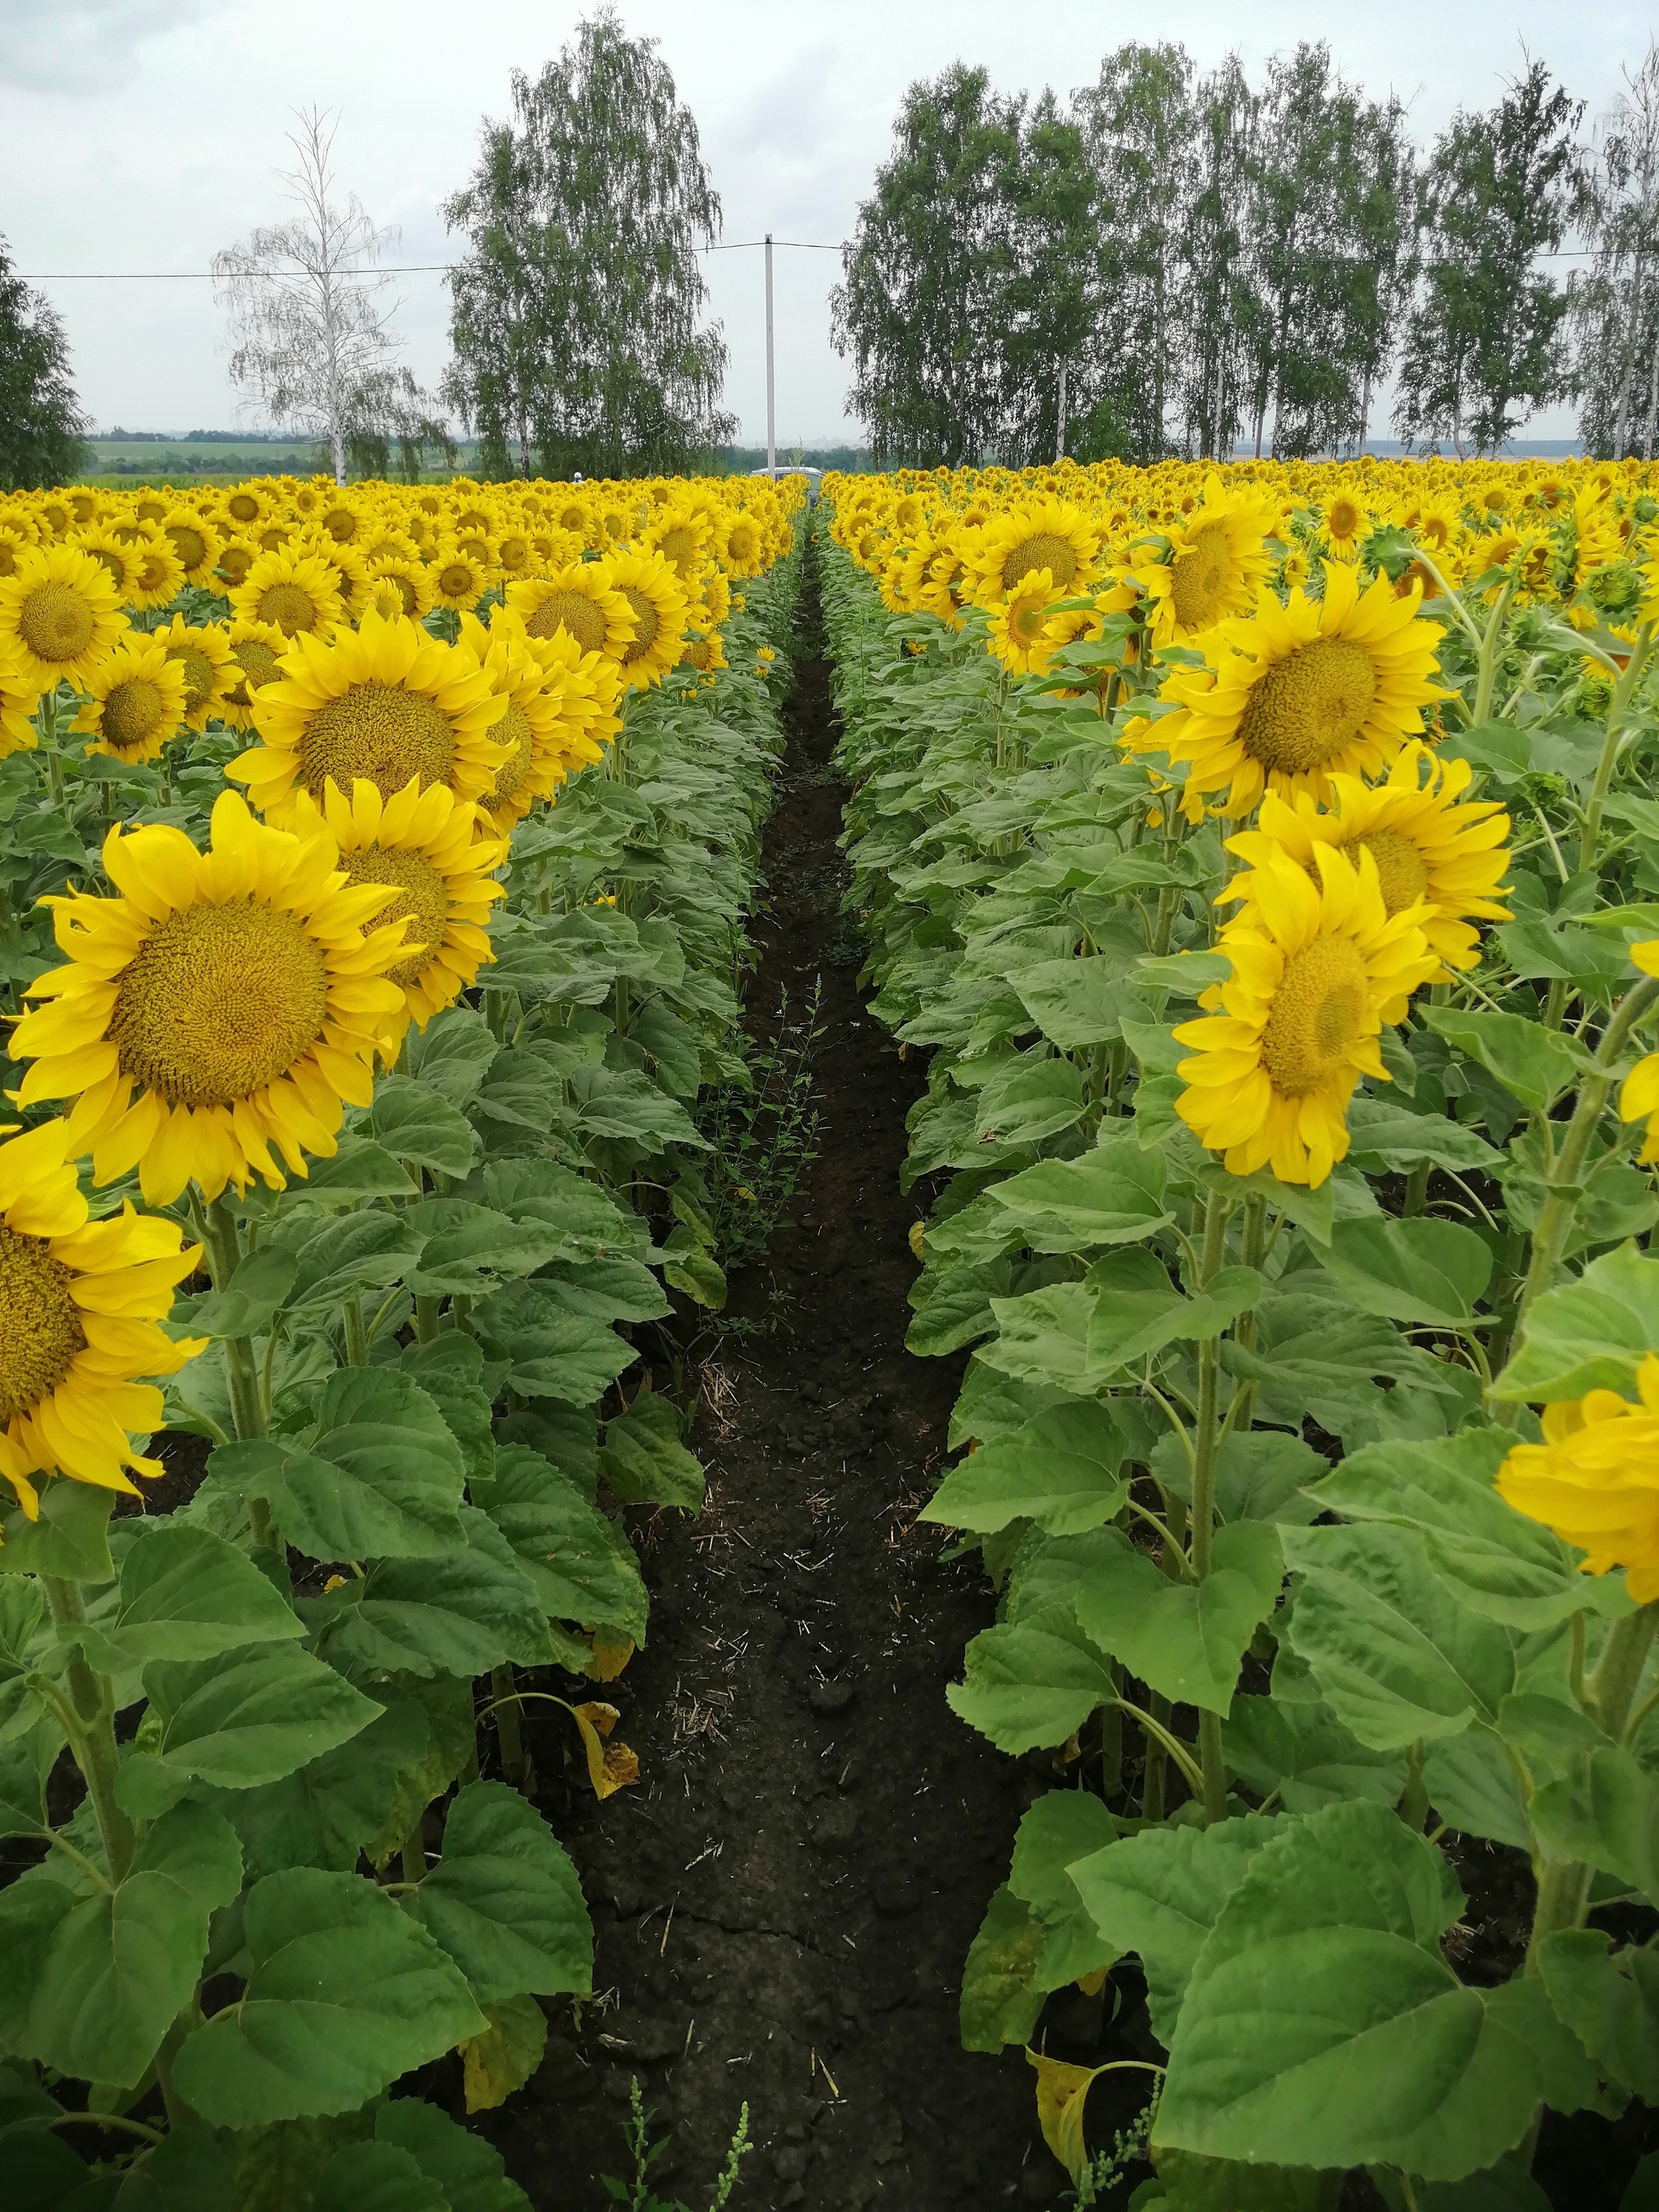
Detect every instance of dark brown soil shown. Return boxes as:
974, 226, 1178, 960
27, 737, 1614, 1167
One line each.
467, 539, 1047, 2210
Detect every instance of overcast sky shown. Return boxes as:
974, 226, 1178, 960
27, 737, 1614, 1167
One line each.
2, 0, 1651, 450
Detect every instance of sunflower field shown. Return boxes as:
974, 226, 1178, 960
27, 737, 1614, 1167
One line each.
822, 454, 1659, 2206
0, 467, 802, 2202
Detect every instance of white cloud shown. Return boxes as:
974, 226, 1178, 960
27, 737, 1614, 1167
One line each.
0, 0, 233, 92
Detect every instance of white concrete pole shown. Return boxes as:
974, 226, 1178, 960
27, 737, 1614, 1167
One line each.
765, 232, 776, 471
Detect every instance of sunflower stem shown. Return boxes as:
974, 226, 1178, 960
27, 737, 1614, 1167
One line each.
414, 1294, 441, 1344
1188, 1191, 1232, 1826
1469, 580, 1515, 729
41, 1576, 134, 1885
1495, 975, 1659, 1424
1401, 1159, 1431, 1217
341, 1295, 369, 1369
492, 1661, 525, 1786
1578, 620, 1654, 876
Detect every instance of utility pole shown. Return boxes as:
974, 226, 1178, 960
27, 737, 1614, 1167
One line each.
765, 232, 776, 471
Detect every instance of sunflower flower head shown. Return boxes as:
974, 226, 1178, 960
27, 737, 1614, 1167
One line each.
0, 541, 129, 694
72, 634, 190, 765
1222, 742, 1511, 991
11, 790, 413, 1205
1153, 561, 1449, 820
0, 1119, 205, 1518
1174, 842, 1438, 1187
1497, 1357, 1659, 1601
228, 603, 511, 825
289, 774, 508, 1054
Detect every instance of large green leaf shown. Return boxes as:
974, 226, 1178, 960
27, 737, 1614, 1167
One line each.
1149, 1428, 1326, 1526
404, 1780, 593, 2002
948, 1607, 1116, 1754
1343, 1099, 1503, 1174
1281, 1521, 1520, 1750
1316, 1216, 1492, 1328
979, 1281, 1098, 1392
1420, 1003, 1591, 1114
174, 1246, 298, 1340
207, 1698, 431, 1882
1074, 1524, 1282, 1715
1009, 957, 1141, 1051
987, 1133, 1171, 1253
1067, 1816, 1286, 2046
471, 1284, 638, 1402
309, 1507, 556, 1678
471, 1446, 648, 1642
597, 1392, 705, 1513
1085, 1251, 1260, 1375
369, 1076, 479, 1177
1154, 1801, 1582, 2179
1539, 1929, 1659, 2099
134, 1644, 382, 1792
172, 1868, 486, 2125
373, 2099, 531, 2212
406, 1006, 500, 1107
974, 1055, 1086, 1147
0, 1479, 114, 1583
76, 1524, 301, 1673
207, 1370, 466, 1565
284, 1212, 428, 1315
1311, 1428, 1615, 1630
960, 1885, 1048, 2052
1529, 1741, 1659, 1907
922, 1404, 1132, 1536
399, 1333, 495, 1489
1222, 1695, 1406, 1814
310, 2140, 446, 2212
1007, 1786, 1118, 1991
1494, 1243, 1659, 1404
0, 1802, 240, 2088
403, 1200, 565, 1296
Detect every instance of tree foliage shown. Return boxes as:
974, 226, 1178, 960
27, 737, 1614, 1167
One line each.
0, 237, 90, 492
1572, 41, 1659, 459
1394, 60, 1584, 455
442, 8, 734, 480
213, 108, 441, 487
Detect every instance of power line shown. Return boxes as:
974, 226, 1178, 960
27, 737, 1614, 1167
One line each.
19, 239, 847, 280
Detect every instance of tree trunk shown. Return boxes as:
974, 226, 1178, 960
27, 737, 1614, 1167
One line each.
1056, 358, 1068, 462
1643, 319, 1659, 460
332, 425, 347, 486
1616, 254, 1646, 459
518, 416, 531, 479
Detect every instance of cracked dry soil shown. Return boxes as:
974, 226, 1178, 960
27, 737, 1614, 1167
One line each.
474, 552, 1042, 2209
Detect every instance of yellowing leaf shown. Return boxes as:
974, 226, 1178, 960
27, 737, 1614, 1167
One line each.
908, 1220, 926, 1262
1028, 2048, 1107, 2179
583, 1630, 636, 1683
571, 1699, 640, 1799
1074, 1963, 1111, 1998
458, 1993, 548, 2112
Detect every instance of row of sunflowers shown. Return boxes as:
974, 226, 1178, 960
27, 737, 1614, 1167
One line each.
820, 456, 1659, 2206
0, 470, 803, 2201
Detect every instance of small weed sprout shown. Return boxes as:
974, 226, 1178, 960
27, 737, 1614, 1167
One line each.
702, 977, 825, 1271
602, 2078, 753, 2212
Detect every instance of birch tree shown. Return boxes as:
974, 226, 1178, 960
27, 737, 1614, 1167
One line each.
213, 108, 422, 486
1572, 42, 1659, 458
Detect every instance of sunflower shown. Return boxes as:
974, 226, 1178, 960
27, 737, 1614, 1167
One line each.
1496, 1357, 1659, 1601
215, 537, 258, 591
154, 612, 237, 732
458, 609, 604, 829
156, 506, 223, 589
72, 636, 190, 765
1222, 744, 1511, 990
365, 556, 437, 625
299, 532, 372, 619
125, 531, 188, 614
12, 791, 412, 1207
1127, 475, 1281, 646
316, 493, 371, 548
229, 604, 510, 823
0, 542, 129, 696
985, 569, 1088, 677
1618, 940, 1659, 1165
75, 526, 150, 606
0, 1120, 204, 1517
227, 546, 345, 641
1320, 486, 1371, 563
219, 619, 289, 732
1148, 562, 1448, 820
494, 523, 536, 579
219, 484, 275, 532
603, 548, 690, 691
964, 496, 1102, 609
289, 776, 507, 1051
426, 539, 489, 612
506, 561, 637, 662
0, 646, 41, 757
646, 507, 710, 582
1173, 842, 1437, 1187
679, 626, 727, 676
